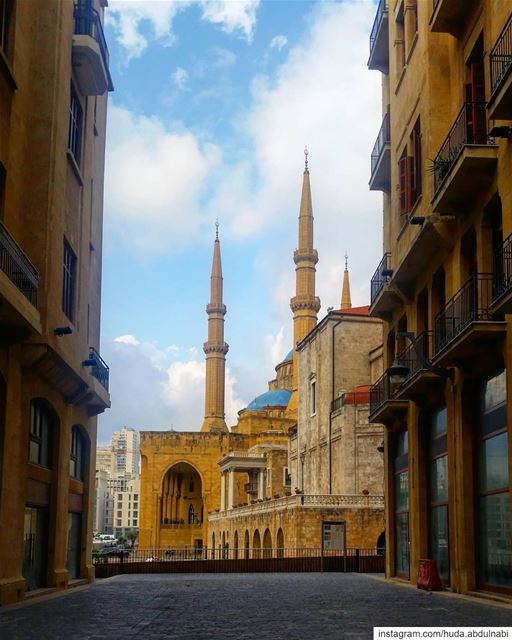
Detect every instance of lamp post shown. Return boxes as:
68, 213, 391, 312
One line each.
388, 331, 454, 384
300, 452, 306, 493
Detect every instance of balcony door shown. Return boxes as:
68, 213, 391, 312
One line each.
465, 36, 487, 144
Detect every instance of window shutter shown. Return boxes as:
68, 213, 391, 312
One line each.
399, 154, 408, 217
407, 156, 415, 210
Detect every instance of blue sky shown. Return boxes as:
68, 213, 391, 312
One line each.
99, 0, 382, 443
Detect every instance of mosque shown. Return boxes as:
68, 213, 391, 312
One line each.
138, 154, 385, 553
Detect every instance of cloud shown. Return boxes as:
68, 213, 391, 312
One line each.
269, 35, 287, 51
104, 103, 221, 251
211, 46, 237, 68
99, 335, 247, 437
107, 0, 260, 62
171, 66, 189, 89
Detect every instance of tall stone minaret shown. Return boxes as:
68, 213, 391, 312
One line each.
201, 222, 229, 433
340, 252, 352, 309
288, 148, 321, 414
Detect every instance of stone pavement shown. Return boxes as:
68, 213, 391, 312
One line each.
0, 573, 511, 640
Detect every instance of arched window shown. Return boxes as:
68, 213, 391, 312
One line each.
70, 426, 86, 480
29, 400, 55, 469
188, 504, 195, 524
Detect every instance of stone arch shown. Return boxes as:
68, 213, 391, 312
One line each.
253, 529, 261, 559
244, 529, 250, 559
160, 461, 203, 527
263, 528, 272, 558
276, 527, 284, 558
234, 530, 239, 559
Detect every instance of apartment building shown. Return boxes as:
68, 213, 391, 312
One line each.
367, 0, 511, 596
0, 0, 112, 604
111, 426, 140, 476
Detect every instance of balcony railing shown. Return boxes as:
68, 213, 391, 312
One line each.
369, 0, 387, 58
370, 253, 392, 305
432, 101, 490, 195
74, 5, 109, 69
434, 273, 494, 356
369, 371, 393, 416
0, 220, 38, 306
89, 347, 109, 391
371, 112, 390, 176
396, 332, 433, 385
490, 14, 512, 97
493, 232, 512, 305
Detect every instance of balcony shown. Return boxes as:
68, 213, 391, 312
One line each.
72, 6, 114, 95
433, 273, 506, 366
369, 112, 391, 192
492, 232, 512, 314
244, 482, 258, 495
368, 0, 389, 73
431, 102, 498, 215
87, 347, 109, 391
0, 220, 41, 337
369, 253, 401, 319
369, 371, 408, 423
430, 0, 476, 37
488, 14, 512, 120
394, 332, 442, 401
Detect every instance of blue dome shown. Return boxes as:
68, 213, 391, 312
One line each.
284, 349, 293, 362
247, 389, 292, 410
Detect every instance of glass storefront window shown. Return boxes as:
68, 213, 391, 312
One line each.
429, 456, 448, 503
477, 432, 509, 492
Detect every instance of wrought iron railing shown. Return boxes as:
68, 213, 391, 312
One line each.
0, 220, 38, 306
370, 253, 392, 305
432, 101, 490, 195
369, 0, 388, 57
493, 232, 512, 304
490, 14, 512, 97
73, 5, 109, 68
434, 273, 494, 356
371, 111, 391, 176
369, 371, 394, 416
331, 395, 343, 413
89, 347, 109, 391
396, 331, 433, 385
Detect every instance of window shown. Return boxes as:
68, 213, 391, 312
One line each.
0, 0, 14, 58
133, 510, 138, 518
68, 84, 83, 166
29, 400, 54, 469
283, 467, 291, 487
395, 3, 405, 75
62, 239, 77, 321
394, 430, 409, 578
70, 426, 85, 480
134, 494, 138, 501
399, 118, 422, 223
133, 519, 138, 526
116, 519, 121, 526
310, 376, 316, 416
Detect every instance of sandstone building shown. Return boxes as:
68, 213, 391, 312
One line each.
368, 0, 511, 596
140, 155, 385, 555
0, 0, 112, 604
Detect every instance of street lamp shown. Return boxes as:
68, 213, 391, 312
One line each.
299, 451, 306, 493
389, 331, 454, 384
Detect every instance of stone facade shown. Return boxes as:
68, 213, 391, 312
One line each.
368, 0, 512, 596
0, 0, 111, 604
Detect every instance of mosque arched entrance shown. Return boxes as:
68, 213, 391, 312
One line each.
160, 462, 204, 550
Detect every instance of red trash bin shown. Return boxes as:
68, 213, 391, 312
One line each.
417, 558, 443, 591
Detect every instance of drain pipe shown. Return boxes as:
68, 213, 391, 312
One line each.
329, 315, 343, 495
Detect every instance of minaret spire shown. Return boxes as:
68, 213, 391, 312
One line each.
288, 149, 321, 415
341, 252, 352, 309
201, 223, 229, 433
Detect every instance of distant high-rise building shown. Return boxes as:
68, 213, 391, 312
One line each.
111, 427, 140, 477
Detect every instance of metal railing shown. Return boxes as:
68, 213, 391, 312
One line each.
493, 232, 512, 304
0, 220, 38, 306
73, 5, 109, 68
369, 0, 388, 57
371, 111, 390, 176
434, 273, 495, 356
209, 494, 384, 521
432, 101, 490, 195
331, 390, 371, 414
89, 347, 109, 391
396, 331, 434, 385
93, 546, 385, 578
370, 253, 392, 305
490, 13, 512, 97
370, 371, 394, 416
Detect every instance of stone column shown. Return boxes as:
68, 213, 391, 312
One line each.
227, 469, 235, 510
220, 472, 226, 511
258, 470, 265, 500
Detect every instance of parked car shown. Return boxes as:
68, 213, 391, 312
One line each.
99, 545, 131, 558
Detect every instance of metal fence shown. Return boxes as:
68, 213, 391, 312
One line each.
370, 111, 390, 176
490, 13, 512, 97
369, 0, 387, 57
370, 253, 392, 305
0, 220, 38, 306
93, 547, 384, 579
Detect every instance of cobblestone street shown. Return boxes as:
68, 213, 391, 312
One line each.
0, 573, 511, 640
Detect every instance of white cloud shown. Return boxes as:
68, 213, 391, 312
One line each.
114, 334, 140, 346
107, 0, 260, 62
171, 66, 189, 89
269, 35, 287, 51
105, 103, 221, 251
211, 46, 237, 68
